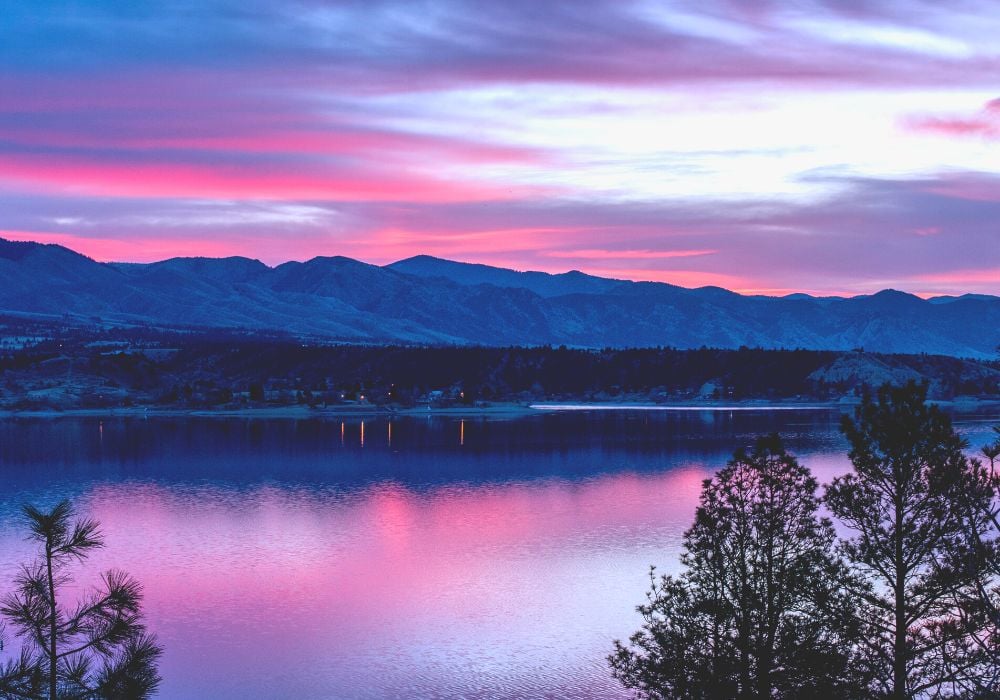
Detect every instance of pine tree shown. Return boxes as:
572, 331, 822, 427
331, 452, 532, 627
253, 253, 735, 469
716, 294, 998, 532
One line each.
944, 425, 1000, 695
0, 500, 162, 699
611, 435, 865, 699
825, 382, 993, 699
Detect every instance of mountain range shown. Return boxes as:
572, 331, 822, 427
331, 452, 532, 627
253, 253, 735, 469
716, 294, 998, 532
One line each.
1, 238, 998, 358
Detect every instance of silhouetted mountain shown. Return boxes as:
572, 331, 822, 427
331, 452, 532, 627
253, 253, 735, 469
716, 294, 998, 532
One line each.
388, 255, 623, 297
1, 238, 998, 357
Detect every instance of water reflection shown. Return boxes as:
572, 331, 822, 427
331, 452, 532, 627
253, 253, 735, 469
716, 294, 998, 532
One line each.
0, 409, 996, 698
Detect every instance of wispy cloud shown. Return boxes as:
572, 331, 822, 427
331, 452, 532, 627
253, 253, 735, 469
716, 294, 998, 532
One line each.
542, 249, 717, 260
904, 98, 1000, 139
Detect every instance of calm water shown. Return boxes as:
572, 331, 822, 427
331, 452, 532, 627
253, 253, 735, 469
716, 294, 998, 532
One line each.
0, 408, 997, 699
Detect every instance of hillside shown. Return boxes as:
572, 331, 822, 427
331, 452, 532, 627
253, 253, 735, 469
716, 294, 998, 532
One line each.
1, 238, 998, 357
1, 320, 998, 411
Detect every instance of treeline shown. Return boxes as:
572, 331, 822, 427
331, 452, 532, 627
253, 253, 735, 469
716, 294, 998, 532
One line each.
611, 382, 1000, 699
0, 325, 998, 410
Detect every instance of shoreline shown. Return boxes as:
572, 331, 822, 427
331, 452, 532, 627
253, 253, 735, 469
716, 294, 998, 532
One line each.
1, 396, 997, 420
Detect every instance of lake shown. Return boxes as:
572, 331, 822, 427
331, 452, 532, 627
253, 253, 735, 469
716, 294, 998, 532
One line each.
0, 407, 997, 699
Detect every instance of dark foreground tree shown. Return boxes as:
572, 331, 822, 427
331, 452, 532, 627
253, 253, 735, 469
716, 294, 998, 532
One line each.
943, 425, 1000, 695
0, 501, 162, 699
611, 435, 865, 699
825, 382, 994, 699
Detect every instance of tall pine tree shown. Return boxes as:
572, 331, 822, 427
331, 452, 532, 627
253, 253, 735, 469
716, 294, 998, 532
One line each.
611, 435, 865, 699
825, 382, 993, 699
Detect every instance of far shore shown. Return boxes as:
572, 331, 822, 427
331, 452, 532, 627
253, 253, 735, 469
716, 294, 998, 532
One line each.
1, 396, 998, 420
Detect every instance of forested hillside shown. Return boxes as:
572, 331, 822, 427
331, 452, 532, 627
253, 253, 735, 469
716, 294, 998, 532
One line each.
2, 319, 997, 411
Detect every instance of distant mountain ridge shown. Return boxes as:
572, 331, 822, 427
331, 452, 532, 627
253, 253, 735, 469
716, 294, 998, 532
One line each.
1, 238, 998, 358
388, 255, 624, 297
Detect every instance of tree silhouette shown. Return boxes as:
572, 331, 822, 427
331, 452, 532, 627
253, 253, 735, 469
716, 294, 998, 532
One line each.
825, 382, 993, 699
941, 425, 1000, 696
982, 427, 1000, 471
610, 435, 865, 699
0, 500, 162, 699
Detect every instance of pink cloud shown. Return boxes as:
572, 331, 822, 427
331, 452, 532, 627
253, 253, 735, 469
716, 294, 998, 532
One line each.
0, 72, 556, 208
904, 98, 1000, 139
913, 267, 1000, 285
0, 125, 548, 167
0, 153, 545, 203
542, 248, 717, 260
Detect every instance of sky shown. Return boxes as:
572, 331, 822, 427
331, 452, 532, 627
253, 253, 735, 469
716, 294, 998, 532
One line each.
1, 0, 999, 297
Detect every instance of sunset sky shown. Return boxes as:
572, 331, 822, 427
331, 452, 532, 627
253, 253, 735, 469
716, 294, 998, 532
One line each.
2, 1, 999, 296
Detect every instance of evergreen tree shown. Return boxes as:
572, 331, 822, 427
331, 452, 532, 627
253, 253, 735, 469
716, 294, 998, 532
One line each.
943, 426, 1000, 696
982, 427, 1000, 471
0, 501, 162, 699
825, 382, 993, 699
611, 435, 864, 699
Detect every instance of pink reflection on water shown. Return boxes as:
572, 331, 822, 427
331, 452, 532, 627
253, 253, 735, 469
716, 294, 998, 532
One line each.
64, 466, 717, 698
